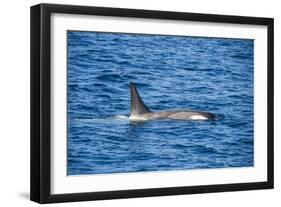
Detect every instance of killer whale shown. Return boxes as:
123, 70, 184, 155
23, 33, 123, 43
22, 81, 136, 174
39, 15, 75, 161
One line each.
129, 82, 215, 121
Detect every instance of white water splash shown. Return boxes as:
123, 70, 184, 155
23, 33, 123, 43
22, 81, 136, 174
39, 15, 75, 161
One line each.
73, 115, 130, 124
111, 115, 129, 120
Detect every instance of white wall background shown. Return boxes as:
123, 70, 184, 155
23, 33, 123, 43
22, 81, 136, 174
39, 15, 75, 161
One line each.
0, 0, 279, 206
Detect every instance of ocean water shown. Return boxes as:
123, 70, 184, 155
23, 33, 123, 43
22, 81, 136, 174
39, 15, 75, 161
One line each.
67, 31, 254, 175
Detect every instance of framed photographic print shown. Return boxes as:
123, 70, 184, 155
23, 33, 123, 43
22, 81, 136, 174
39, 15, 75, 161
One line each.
30, 3, 274, 203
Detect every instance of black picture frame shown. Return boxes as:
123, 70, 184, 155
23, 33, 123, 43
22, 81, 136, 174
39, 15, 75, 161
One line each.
30, 3, 274, 204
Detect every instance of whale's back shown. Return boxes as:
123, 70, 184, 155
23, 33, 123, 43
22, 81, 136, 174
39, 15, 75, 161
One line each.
143, 110, 215, 120
129, 82, 215, 121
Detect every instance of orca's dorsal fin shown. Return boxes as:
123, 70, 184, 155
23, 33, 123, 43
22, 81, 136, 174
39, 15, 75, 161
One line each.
130, 82, 151, 116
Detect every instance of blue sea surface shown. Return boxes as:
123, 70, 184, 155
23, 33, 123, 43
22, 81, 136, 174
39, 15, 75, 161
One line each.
67, 31, 254, 175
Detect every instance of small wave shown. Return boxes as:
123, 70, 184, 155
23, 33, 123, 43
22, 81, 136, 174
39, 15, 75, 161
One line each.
231, 54, 249, 59
96, 74, 125, 82
214, 113, 225, 121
